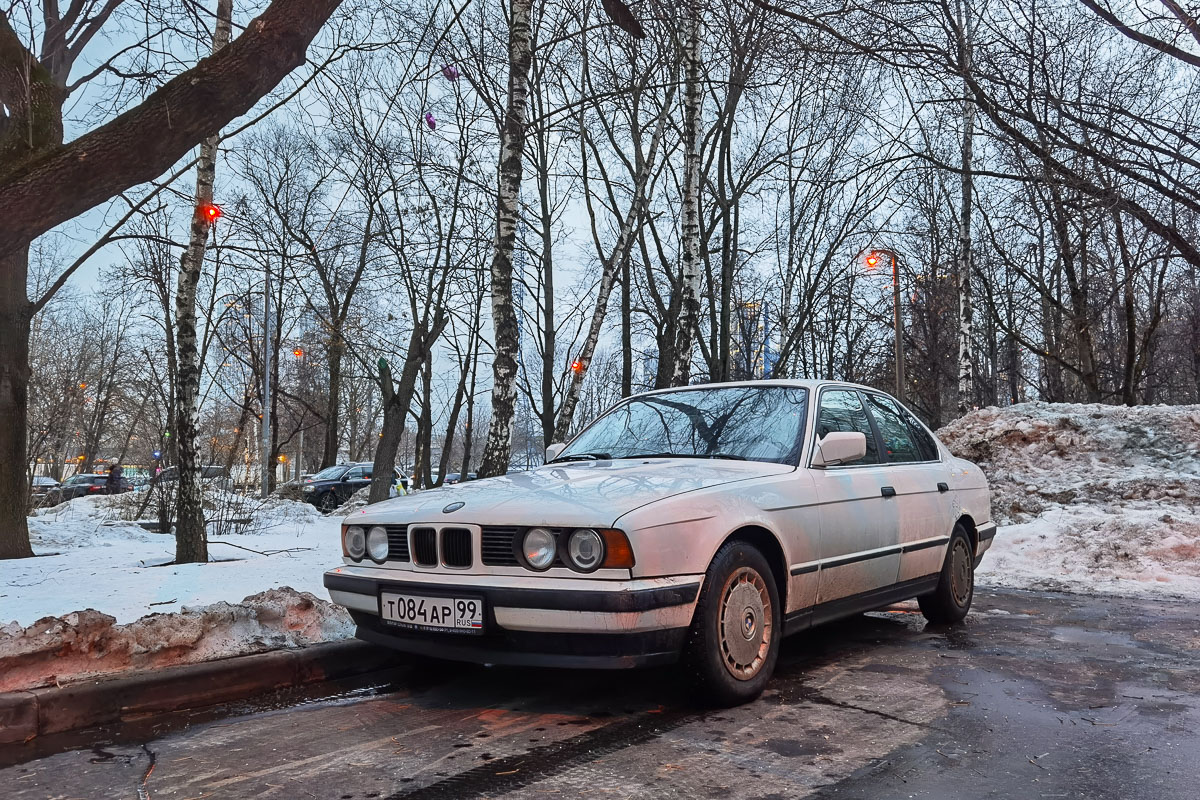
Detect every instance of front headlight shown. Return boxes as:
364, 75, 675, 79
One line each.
345, 525, 366, 560
566, 528, 604, 572
522, 527, 557, 570
366, 526, 389, 562
303, 485, 315, 492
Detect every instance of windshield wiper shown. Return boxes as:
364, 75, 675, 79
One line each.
623, 452, 747, 461
549, 452, 611, 463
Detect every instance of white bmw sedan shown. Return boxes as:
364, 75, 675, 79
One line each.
324, 380, 995, 705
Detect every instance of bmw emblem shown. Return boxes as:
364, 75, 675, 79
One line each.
443, 501, 465, 514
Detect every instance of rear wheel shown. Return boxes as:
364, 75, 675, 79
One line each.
918, 523, 975, 624
682, 541, 781, 707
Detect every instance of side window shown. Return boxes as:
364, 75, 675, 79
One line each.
816, 390, 880, 465
898, 402, 939, 461
345, 467, 365, 480
862, 393, 923, 463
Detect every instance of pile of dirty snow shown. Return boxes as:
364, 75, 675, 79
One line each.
0, 587, 351, 692
938, 402, 1200, 599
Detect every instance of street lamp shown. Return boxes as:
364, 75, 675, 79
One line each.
862, 248, 907, 402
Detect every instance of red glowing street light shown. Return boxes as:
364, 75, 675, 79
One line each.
570, 359, 584, 373
199, 203, 222, 223
293, 347, 304, 359
865, 254, 879, 270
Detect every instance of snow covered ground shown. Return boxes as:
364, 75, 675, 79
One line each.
939, 402, 1200, 600
4, 494, 340, 625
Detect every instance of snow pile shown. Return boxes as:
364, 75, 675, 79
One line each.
0, 588, 352, 692
1, 494, 353, 689
938, 402, 1200, 599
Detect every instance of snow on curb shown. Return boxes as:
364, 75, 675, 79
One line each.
0, 587, 352, 693
938, 402, 1200, 600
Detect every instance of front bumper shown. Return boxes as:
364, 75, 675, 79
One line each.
323, 568, 701, 669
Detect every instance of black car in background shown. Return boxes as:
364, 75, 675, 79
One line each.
301, 463, 409, 512
44, 473, 133, 504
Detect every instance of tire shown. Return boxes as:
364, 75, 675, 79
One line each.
682, 540, 782, 707
317, 492, 339, 513
918, 523, 975, 625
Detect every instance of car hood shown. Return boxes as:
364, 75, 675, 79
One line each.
342, 458, 794, 528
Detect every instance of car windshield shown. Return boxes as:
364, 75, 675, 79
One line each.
310, 466, 348, 481
558, 385, 809, 465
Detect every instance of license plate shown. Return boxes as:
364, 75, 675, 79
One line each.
380, 592, 484, 633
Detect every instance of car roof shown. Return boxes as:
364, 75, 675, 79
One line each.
629, 379, 885, 400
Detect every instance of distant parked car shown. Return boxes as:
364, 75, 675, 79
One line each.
29, 476, 60, 505
45, 473, 132, 504
443, 472, 476, 485
303, 463, 410, 512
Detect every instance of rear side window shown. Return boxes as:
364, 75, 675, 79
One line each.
862, 393, 929, 463
816, 390, 880, 465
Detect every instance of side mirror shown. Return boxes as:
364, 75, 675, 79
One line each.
545, 442, 566, 463
811, 431, 868, 468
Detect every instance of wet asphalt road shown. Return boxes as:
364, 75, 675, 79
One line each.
4, 587, 1199, 799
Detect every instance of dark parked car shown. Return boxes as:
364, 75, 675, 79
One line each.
44, 473, 132, 504
29, 476, 60, 506
302, 463, 409, 512
443, 472, 477, 485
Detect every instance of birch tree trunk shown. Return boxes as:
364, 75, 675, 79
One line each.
552, 88, 676, 443
174, 0, 232, 565
670, 1, 704, 387
478, 0, 534, 478
955, 0, 976, 415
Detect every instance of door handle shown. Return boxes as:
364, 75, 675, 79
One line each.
937, 482, 949, 493
881, 486, 896, 498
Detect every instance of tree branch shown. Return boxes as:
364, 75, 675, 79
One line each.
0, 0, 343, 258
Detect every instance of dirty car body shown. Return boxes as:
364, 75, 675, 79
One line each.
324, 380, 995, 704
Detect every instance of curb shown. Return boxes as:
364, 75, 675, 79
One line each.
0, 640, 397, 745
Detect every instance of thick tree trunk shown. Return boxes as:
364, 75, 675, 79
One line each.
368, 319, 446, 503
955, 0, 976, 415
322, 336, 344, 468
0, 245, 34, 559
670, 2, 704, 387
417, 360, 434, 488
479, 0, 534, 478
174, 0, 231, 565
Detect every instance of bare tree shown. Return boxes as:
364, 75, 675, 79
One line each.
478, 0, 534, 477
0, 0, 342, 559
175, 0, 233, 565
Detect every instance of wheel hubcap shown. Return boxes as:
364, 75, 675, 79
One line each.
719, 567, 773, 681
950, 539, 973, 607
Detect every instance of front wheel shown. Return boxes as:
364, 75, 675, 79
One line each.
682, 541, 781, 707
317, 492, 339, 513
918, 523, 975, 624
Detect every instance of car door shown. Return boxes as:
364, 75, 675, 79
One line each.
810, 388, 901, 611
860, 392, 953, 586
342, 466, 370, 500
63, 476, 85, 499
